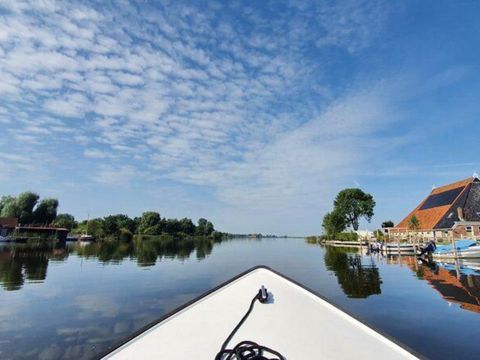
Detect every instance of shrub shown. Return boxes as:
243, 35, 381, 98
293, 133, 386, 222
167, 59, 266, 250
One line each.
336, 232, 359, 241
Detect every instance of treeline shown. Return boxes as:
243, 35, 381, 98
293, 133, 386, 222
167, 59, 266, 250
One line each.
1, 192, 221, 241
74, 212, 220, 241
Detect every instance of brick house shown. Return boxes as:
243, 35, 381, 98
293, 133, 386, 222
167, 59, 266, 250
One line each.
389, 176, 480, 241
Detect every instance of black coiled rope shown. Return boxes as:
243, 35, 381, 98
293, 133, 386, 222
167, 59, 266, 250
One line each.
215, 289, 285, 360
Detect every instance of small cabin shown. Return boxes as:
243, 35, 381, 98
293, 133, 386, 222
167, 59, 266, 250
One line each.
0, 217, 18, 236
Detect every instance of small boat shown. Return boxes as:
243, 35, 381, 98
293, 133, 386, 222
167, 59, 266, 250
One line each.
0, 235, 12, 242
101, 266, 419, 359
433, 239, 480, 259
79, 234, 95, 241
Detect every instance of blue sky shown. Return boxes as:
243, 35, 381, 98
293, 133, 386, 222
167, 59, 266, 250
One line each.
1, 0, 479, 235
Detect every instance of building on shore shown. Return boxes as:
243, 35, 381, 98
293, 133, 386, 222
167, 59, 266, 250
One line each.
354, 230, 375, 241
389, 175, 480, 241
0, 217, 18, 236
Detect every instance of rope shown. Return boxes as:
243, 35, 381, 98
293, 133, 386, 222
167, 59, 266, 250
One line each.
215, 291, 285, 360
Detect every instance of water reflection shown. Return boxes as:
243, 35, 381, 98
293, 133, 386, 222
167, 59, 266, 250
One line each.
0, 236, 221, 291
323, 246, 382, 298
0, 242, 68, 291
416, 258, 480, 313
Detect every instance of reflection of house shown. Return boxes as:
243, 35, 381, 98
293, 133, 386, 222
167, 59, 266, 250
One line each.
390, 176, 480, 241
388, 255, 480, 313
0, 217, 18, 236
419, 264, 480, 313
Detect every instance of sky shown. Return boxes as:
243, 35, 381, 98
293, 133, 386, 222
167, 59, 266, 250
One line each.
0, 0, 479, 235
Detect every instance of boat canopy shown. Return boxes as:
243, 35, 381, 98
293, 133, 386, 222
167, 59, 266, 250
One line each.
435, 240, 476, 254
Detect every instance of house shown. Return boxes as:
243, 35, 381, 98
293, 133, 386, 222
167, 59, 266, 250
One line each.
390, 175, 480, 241
0, 217, 18, 236
354, 230, 374, 240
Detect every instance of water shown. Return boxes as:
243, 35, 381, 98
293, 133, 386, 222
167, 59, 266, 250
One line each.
1, 237, 480, 359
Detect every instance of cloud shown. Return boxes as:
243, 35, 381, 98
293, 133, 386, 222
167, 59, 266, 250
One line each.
0, 0, 398, 232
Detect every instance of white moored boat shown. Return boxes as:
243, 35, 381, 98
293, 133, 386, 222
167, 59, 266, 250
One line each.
102, 266, 419, 359
433, 239, 480, 259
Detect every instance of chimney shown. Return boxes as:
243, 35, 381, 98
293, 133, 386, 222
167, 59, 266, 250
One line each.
457, 207, 465, 221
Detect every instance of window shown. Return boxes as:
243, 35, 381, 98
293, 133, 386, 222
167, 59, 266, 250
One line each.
466, 226, 473, 232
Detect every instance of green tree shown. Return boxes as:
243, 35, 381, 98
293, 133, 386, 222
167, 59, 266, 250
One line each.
196, 218, 214, 236
32, 198, 59, 225
0, 196, 20, 218
164, 218, 181, 234
373, 229, 385, 241
53, 213, 77, 230
85, 218, 105, 238
179, 218, 196, 235
333, 188, 375, 231
322, 210, 346, 239
138, 212, 161, 234
16, 192, 39, 224
103, 214, 135, 236
408, 215, 420, 231
381, 220, 394, 228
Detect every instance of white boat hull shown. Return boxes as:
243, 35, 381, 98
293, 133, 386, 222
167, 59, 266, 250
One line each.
102, 267, 419, 359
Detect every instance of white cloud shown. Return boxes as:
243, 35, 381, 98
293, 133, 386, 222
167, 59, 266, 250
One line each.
0, 0, 399, 232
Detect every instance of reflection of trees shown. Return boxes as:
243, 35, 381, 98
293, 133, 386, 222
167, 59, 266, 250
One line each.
324, 247, 382, 298
75, 235, 218, 266
0, 242, 68, 291
0, 235, 222, 291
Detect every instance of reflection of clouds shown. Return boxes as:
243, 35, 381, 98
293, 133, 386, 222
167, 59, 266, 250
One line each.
75, 294, 120, 318
38, 344, 62, 360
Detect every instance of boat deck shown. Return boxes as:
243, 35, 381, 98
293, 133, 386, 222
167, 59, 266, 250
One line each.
103, 267, 419, 359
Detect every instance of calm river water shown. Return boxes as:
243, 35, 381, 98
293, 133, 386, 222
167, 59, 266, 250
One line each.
1, 237, 480, 359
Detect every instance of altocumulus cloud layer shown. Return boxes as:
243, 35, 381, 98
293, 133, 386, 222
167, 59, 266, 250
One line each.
0, 0, 417, 233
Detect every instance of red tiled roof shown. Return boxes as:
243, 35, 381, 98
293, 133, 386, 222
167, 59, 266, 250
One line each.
394, 177, 473, 231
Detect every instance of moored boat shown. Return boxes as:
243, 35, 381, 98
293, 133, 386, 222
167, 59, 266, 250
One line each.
433, 239, 480, 259
0, 235, 12, 242
101, 266, 419, 359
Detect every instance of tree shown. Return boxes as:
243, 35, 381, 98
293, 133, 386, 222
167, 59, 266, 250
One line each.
54, 213, 77, 231
85, 218, 105, 238
0, 196, 20, 218
179, 218, 196, 235
381, 220, 394, 228
103, 214, 135, 236
32, 198, 59, 225
164, 218, 181, 234
138, 212, 161, 234
322, 210, 346, 239
333, 188, 375, 231
373, 229, 385, 241
408, 215, 420, 231
196, 218, 214, 236
16, 192, 39, 224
